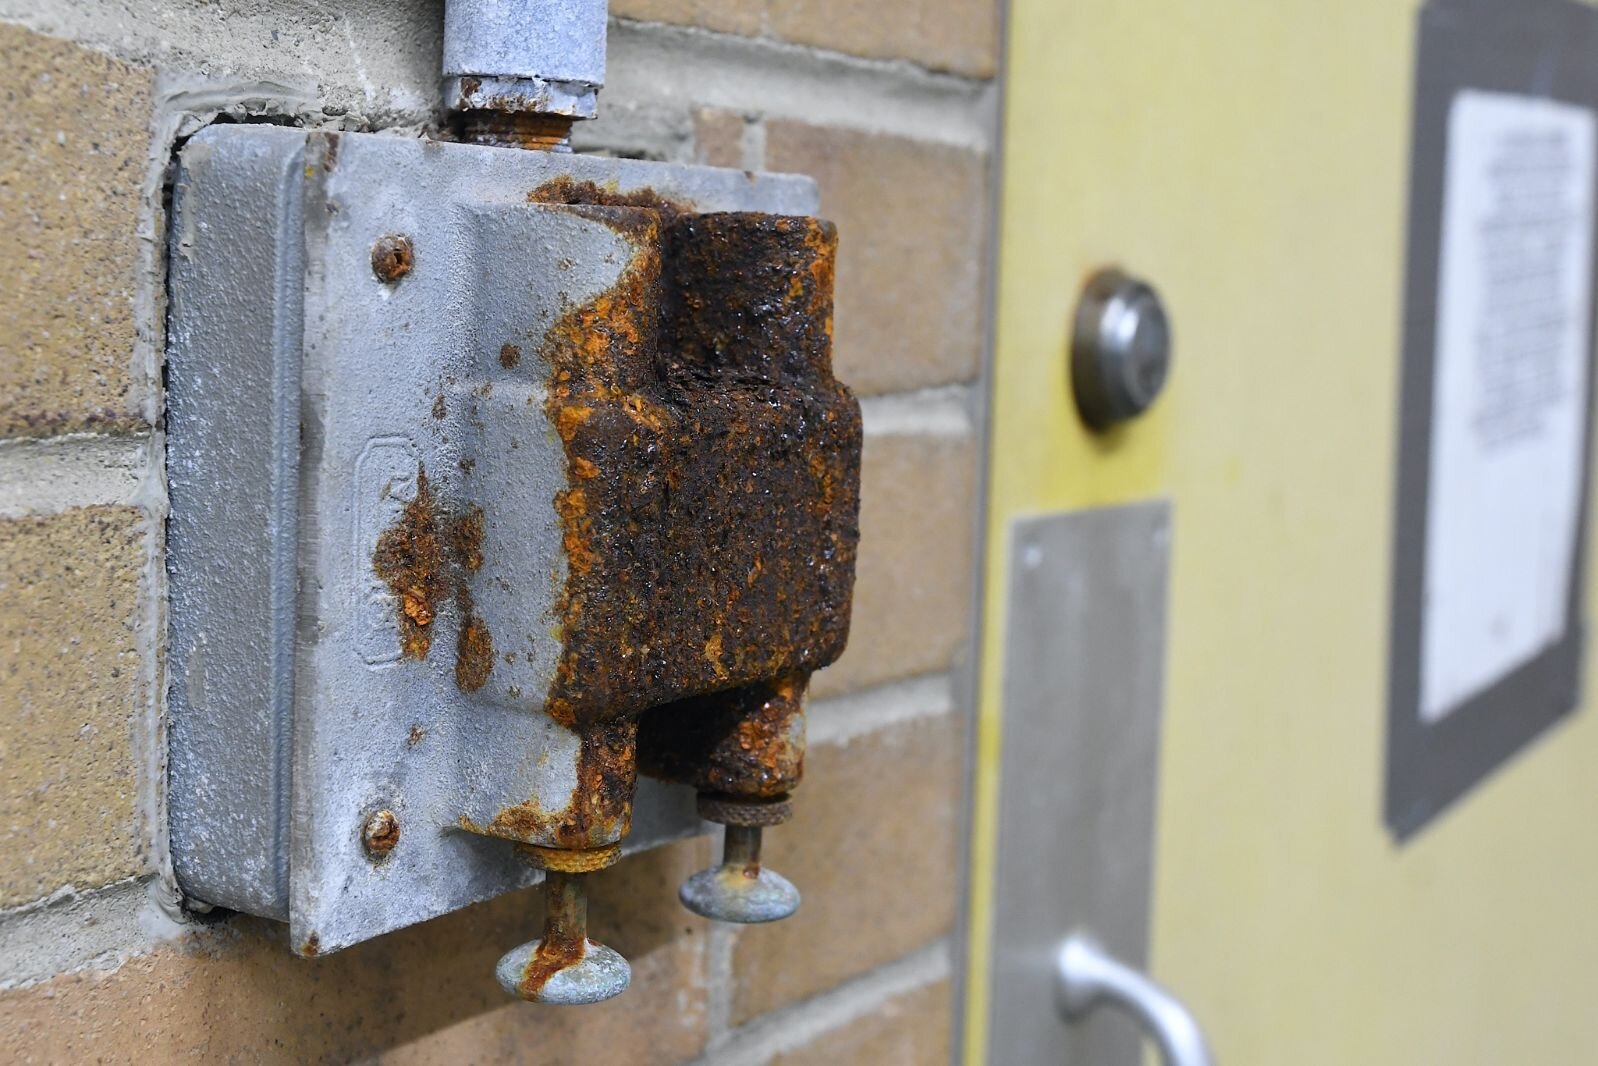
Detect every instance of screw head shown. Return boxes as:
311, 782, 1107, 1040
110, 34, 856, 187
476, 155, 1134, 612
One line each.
371, 235, 414, 283
1070, 268, 1171, 430
362, 809, 401, 856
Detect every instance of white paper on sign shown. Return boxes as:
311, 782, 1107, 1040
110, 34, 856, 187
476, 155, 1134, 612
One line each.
1421, 90, 1597, 723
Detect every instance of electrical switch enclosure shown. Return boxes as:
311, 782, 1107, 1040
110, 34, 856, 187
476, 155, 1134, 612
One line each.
165, 125, 823, 953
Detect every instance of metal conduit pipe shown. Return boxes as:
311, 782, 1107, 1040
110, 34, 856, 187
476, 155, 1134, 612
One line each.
442, 0, 609, 150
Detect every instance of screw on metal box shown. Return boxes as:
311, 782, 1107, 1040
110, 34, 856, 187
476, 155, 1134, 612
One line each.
370, 235, 414, 283
1070, 269, 1172, 429
360, 809, 401, 857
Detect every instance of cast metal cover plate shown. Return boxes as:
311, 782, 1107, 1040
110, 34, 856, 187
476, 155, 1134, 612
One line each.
166, 125, 819, 953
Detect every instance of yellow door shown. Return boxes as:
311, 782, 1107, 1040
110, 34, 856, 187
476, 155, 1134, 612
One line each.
963, 1, 1598, 1062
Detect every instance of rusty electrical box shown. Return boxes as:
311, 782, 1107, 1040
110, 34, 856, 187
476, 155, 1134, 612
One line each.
166, 125, 860, 1000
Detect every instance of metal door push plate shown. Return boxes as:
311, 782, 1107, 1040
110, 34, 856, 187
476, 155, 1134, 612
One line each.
165, 126, 843, 953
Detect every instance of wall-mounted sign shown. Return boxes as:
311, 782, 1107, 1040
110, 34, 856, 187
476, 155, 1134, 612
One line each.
1388, 0, 1598, 838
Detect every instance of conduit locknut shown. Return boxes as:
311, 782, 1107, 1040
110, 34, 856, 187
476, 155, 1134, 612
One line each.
361, 809, 401, 857
371, 234, 415, 284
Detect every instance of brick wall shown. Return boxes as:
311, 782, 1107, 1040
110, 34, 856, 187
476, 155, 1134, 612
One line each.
0, 3, 996, 1061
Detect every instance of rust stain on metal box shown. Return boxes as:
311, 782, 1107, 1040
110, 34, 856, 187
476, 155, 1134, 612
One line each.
372, 470, 495, 690
529, 181, 862, 735
462, 719, 638, 849
371, 468, 449, 660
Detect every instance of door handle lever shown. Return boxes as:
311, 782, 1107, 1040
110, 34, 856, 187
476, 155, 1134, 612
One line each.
1054, 933, 1215, 1066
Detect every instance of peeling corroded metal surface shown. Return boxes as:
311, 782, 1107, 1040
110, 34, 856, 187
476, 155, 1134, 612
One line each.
531, 192, 861, 731
166, 124, 848, 953
442, 0, 606, 120
358, 192, 857, 854
371, 181, 858, 854
370, 468, 488, 670
461, 719, 639, 849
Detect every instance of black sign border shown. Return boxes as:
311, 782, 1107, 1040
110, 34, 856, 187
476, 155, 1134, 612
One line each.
1388, 0, 1598, 840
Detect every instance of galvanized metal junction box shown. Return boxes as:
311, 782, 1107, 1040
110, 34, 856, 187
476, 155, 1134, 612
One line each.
166, 125, 859, 956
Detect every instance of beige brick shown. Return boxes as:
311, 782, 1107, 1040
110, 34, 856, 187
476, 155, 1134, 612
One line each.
0, 506, 146, 906
613, 0, 999, 78
730, 713, 962, 1023
0, 839, 710, 1064
812, 428, 976, 700
695, 107, 747, 168
0, 25, 153, 439
767, 0, 999, 79
768, 979, 953, 1066
611, 0, 764, 39
767, 121, 989, 397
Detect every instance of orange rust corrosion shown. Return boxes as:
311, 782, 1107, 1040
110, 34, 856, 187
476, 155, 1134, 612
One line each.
461, 719, 638, 849
517, 918, 586, 999
518, 180, 861, 848
446, 181, 859, 874
515, 870, 592, 999
372, 468, 449, 660
455, 588, 495, 693
528, 177, 688, 213
531, 181, 861, 739
372, 472, 495, 690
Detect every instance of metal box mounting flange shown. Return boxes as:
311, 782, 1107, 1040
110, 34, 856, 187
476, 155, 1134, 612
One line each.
165, 125, 824, 953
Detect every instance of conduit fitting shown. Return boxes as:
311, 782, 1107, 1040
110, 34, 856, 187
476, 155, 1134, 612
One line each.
443, 0, 608, 152
455, 203, 854, 996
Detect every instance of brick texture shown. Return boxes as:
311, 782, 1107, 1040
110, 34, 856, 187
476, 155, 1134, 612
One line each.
811, 428, 977, 699
730, 713, 963, 1023
767, 120, 989, 397
768, 979, 953, 1066
0, 24, 152, 439
612, 0, 764, 39
0, 506, 146, 907
767, 0, 999, 80
694, 107, 747, 168
1, 840, 710, 1064
0, 12, 990, 1063
612, 0, 1000, 78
